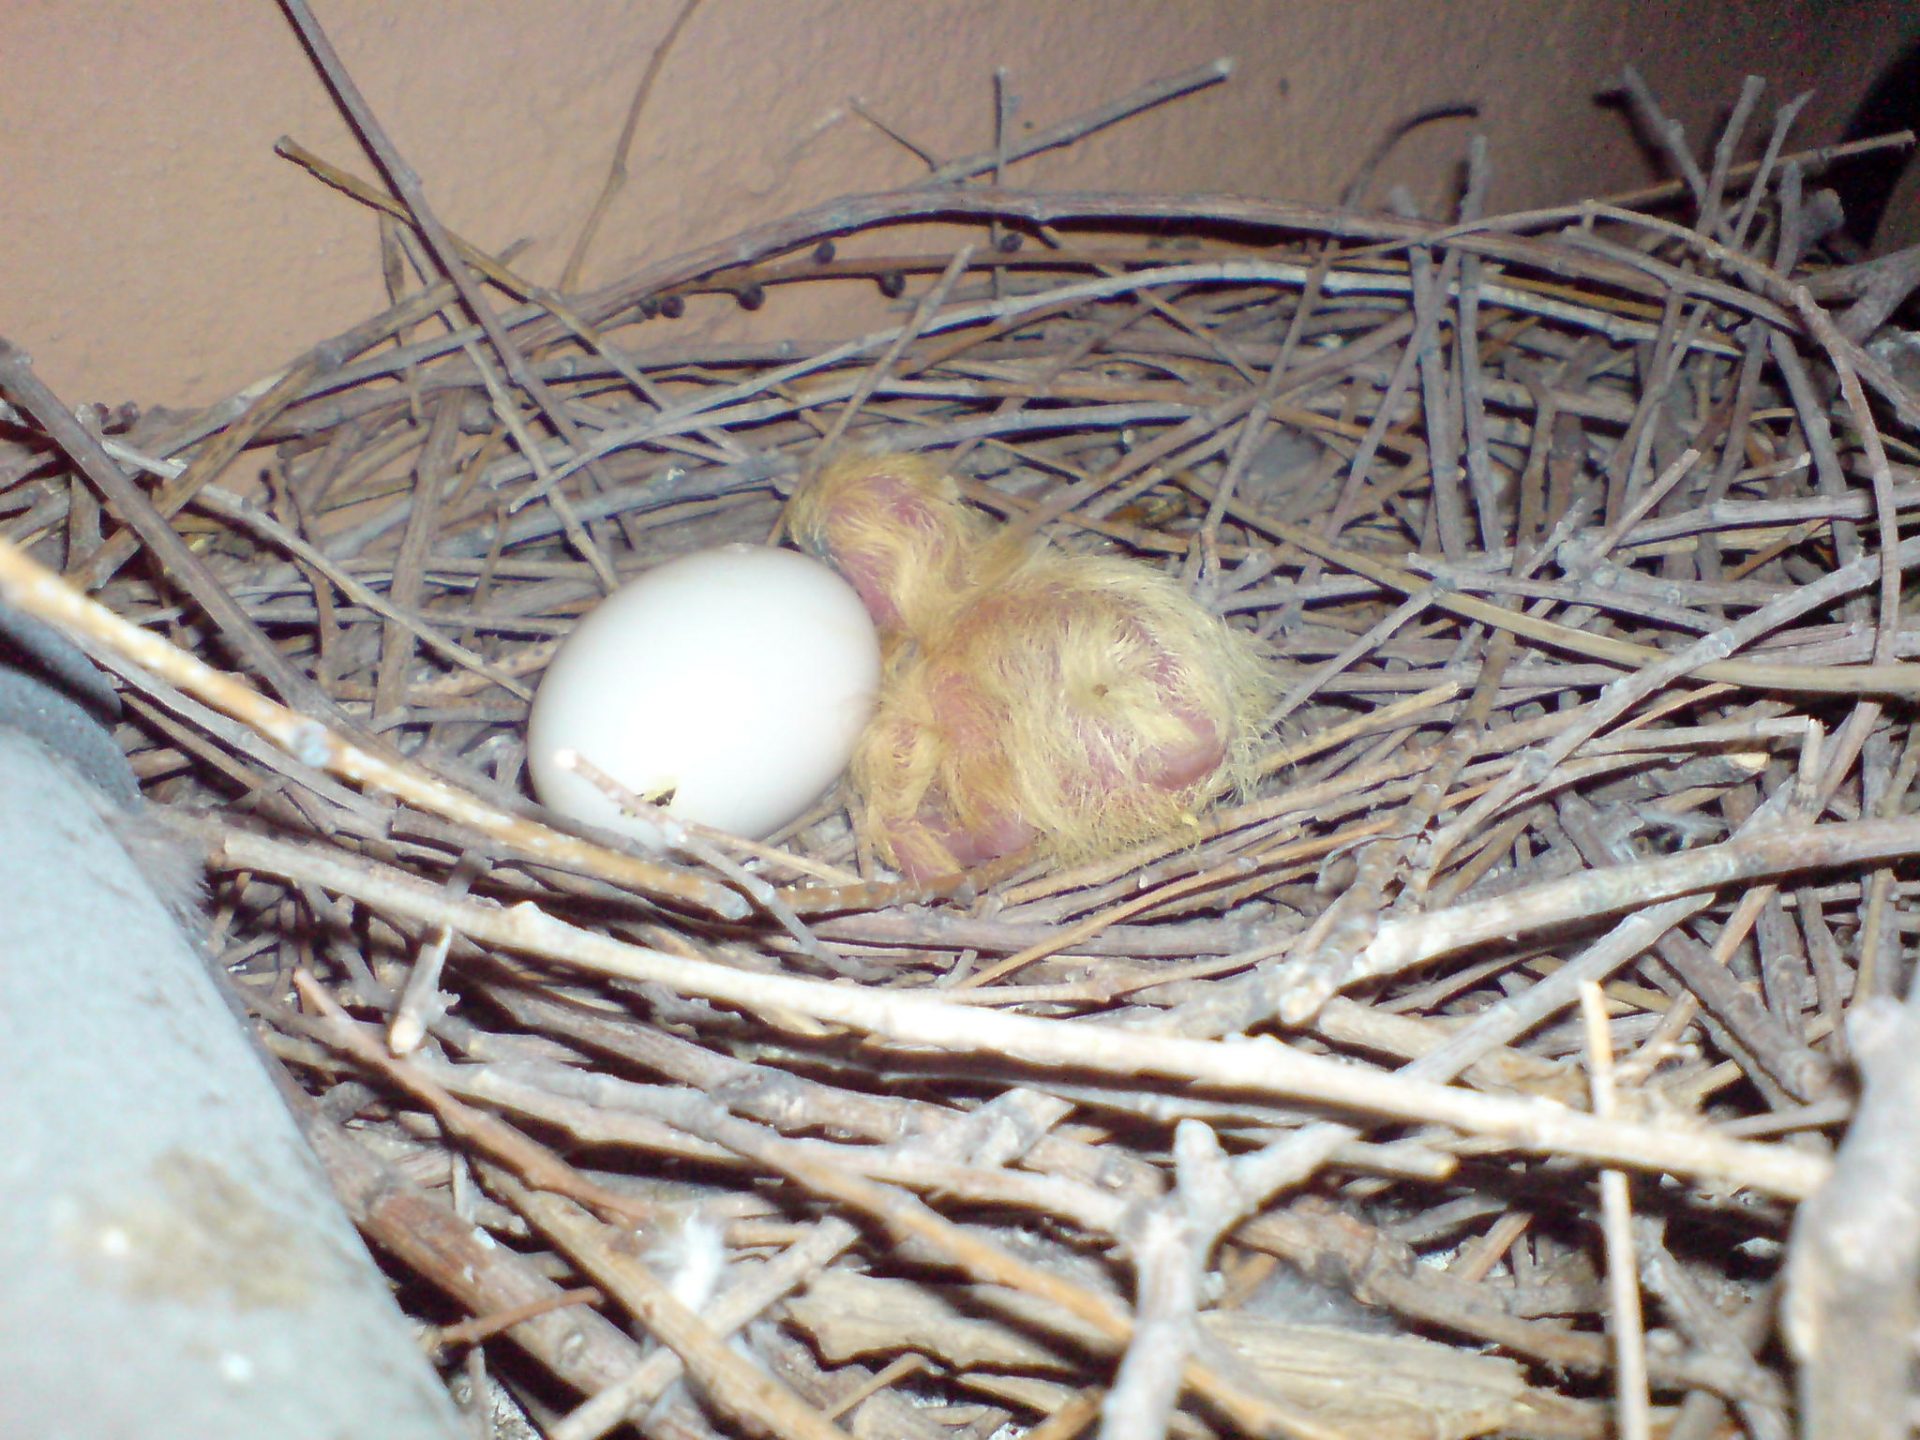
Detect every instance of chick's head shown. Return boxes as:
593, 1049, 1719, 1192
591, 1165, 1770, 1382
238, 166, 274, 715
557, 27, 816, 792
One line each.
784, 452, 989, 634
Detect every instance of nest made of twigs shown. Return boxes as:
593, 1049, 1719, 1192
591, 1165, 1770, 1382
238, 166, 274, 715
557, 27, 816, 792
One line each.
4, 58, 1920, 1440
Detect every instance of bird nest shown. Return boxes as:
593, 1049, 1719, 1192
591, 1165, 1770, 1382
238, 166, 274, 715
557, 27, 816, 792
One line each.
4, 60, 1920, 1440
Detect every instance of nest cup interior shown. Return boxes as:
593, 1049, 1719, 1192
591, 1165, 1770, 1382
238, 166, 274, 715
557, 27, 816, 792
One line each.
5, 66, 1919, 1440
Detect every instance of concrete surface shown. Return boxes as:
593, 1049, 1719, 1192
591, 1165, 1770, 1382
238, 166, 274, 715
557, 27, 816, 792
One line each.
0, 730, 466, 1440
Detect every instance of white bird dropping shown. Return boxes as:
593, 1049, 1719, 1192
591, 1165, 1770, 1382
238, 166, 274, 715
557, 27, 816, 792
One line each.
527, 544, 882, 841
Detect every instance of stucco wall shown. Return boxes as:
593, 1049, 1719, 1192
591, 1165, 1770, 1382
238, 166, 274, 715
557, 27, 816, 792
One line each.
5, 0, 1916, 410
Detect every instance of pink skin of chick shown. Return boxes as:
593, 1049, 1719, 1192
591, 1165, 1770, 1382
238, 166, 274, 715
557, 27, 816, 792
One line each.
893, 606, 1226, 879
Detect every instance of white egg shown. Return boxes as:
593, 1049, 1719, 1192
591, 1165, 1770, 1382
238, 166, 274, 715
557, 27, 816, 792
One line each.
527, 543, 881, 841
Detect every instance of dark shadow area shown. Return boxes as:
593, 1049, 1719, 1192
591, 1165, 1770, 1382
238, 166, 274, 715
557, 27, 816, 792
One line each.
1832, 31, 1920, 250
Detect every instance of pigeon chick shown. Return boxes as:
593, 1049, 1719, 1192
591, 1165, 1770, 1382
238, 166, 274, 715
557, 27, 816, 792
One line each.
788, 451, 1272, 881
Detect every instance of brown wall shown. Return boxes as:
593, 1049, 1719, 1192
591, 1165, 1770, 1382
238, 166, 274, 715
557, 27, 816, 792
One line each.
6, 0, 1916, 410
